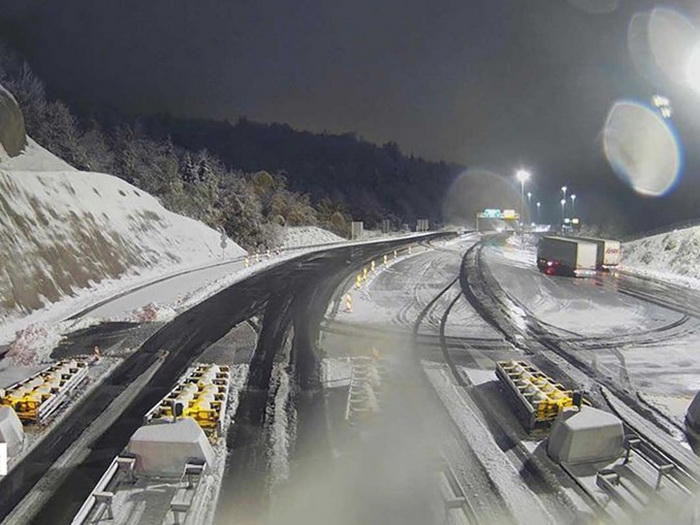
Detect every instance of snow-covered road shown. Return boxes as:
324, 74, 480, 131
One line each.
85, 258, 248, 318
482, 236, 700, 426
483, 241, 682, 336
334, 235, 498, 338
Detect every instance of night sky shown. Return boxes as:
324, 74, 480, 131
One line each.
1, 0, 700, 230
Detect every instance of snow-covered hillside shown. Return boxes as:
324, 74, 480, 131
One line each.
0, 139, 245, 321
623, 227, 700, 287
280, 226, 345, 248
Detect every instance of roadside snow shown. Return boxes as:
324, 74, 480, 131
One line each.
0, 135, 245, 338
1, 225, 435, 353
623, 227, 700, 289
0, 137, 75, 172
0, 256, 245, 344
280, 226, 345, 248
4, 317, 101, 367
267, 362, 295, 490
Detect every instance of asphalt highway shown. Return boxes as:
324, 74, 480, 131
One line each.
1, 234, 447, 525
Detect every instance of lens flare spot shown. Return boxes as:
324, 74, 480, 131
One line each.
628, 11, 656, 84
629, 8, 698, 87
442, 169, 519, 227
603, 100, 682, 197
688, 43, 700, 93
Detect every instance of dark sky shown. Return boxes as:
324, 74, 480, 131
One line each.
2, 0, 700, 230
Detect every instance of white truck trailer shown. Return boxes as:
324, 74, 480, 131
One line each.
536, 236, 597, 276
571, 236, 621, 269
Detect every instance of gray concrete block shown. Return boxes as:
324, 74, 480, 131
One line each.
127, 417, 214, 477
547, 406, 624, 465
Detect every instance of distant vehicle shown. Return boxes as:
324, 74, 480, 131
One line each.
568, 236, 621, 270
536, 236, 597, 276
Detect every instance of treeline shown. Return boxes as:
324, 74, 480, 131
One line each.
0, 41, 344, 249
0, 39, 463, 246
138, 116, 462, 228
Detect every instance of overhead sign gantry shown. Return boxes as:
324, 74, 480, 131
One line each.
475, 209, 518, 232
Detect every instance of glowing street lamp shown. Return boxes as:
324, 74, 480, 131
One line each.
570, 194, 577, 216
561, 186, 568, 217
516, 170, 530, 239
536, 201, 541, 223
689, 43, 700, 93
516, 169, 530, 220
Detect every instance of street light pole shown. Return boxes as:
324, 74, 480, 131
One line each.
516, 170, 531, 241
536, 201, 541, 224
561, 186, 569, 216
560, 198, 566, 228
570, 194, 577, 217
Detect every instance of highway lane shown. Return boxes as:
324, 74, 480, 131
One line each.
216, 232, 700, 524
479, 236, 700, 426
3, 234, 445, 525
609, 271, 700, 319
482, 238, 684, 338
319, 238, 577, 524
68, 256, 249, 320
18, 230, 694, 524
333, 236, 498, 339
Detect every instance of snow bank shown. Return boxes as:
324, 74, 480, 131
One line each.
114, 302, 178, 324
4, 317, 100, 367
279, 226, 345, 248
623, 226, 700, 288
266, 362, 296, 489
0, 137, 74, 171
0, 139, 245, 324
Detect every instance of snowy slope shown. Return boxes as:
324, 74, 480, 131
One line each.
0, 137, 75, 172
623, 227, 700, 287
280, 226, 345, 248
0, 139, 245, 322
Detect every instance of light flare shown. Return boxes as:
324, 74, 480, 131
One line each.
628, 7, 699, 87
603, 100, 683, 197
688, 43, 700, 93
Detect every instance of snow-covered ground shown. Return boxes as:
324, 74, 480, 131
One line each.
0, 130, 444, 359
279, 226, 345, 248
486, 236, 700, 426
0, 137, 245, 334
623, 226, 700, 289
484, 242, 680, 336
0, 137, 75, 171
332, 238, 508, 338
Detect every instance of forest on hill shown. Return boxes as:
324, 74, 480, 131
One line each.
0, 39, 462, 249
